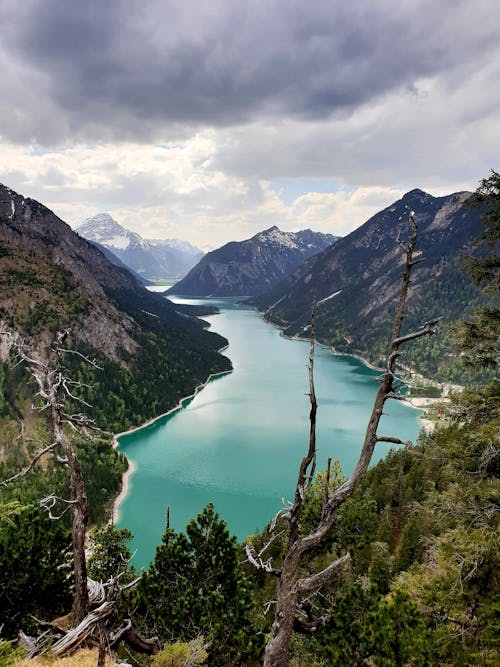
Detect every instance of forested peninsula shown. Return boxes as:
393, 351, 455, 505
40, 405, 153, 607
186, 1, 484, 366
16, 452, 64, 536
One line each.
0, 173, 499, 666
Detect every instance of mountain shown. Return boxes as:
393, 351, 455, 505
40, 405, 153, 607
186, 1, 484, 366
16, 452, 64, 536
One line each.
252, 189, 486, 382
0, 184, 230, 432
77, 213, 203, 281
167, 226, 339, 297
87, 238, 152, 285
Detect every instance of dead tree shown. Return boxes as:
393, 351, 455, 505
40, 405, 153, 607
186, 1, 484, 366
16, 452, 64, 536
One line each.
1, 331, 159, 662
0, 331, 101, 624
246, 215, 440, 667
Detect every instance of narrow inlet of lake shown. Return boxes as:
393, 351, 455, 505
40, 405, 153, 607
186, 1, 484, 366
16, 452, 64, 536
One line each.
117, 298, 421, 569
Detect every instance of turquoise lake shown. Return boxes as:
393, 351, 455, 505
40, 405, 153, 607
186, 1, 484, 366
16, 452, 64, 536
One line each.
117, 297, 422, 569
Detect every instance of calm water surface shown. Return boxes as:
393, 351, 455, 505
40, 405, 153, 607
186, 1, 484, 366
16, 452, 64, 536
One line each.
117, 297, 421, 568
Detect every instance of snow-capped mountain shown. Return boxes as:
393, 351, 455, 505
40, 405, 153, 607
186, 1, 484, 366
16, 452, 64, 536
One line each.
77, 214, 203, 281
167, 226, 338, 296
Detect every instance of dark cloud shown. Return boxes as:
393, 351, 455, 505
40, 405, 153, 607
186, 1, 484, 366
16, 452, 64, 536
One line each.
1, 0, 499, 144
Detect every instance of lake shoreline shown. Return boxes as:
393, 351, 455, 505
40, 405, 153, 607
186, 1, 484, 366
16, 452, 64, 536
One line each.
110, 300, 435, 530
111, 366, 232, 524
261, 316, 444, 433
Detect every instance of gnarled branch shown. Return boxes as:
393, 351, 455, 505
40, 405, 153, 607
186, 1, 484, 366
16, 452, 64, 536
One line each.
296, 553, 350, 594
0, 441, 58, 487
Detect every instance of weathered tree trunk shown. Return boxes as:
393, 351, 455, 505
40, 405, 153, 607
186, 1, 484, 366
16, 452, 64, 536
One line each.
258, 216, 438, 666
51, 398, 89, 624
263, 548, 301, 667
64, 439, 89, 624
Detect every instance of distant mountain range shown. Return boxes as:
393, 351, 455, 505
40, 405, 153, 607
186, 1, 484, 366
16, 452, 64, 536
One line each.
77, 213, 203, 281
168, 226, 339, 296
252, 189, 486, 381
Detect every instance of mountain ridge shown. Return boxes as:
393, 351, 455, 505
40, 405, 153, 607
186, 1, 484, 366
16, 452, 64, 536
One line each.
252, 188, 486, 381
168, 226, 339, 297
77, 213, 203, 281
0, 183, 231, 431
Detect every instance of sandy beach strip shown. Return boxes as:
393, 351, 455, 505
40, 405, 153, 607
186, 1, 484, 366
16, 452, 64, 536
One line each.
110, 367, 232, 524
398, 396, 448, 434
111, 458, 136, 524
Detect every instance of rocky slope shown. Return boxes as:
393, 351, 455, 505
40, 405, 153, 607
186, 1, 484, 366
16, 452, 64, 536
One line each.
168, 226, 338, 296
0, 183, 230, 430
77, 213, 203, 281
253, 189, 486, 380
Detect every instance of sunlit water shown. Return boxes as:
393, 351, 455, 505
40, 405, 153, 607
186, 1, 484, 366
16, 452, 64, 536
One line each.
117, 297, 421, 568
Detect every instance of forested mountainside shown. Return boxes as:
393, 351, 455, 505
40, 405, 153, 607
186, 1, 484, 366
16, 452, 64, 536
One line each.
253, 189, 488, 383
167, 226, 338, 296
0, 184, 230, 424
77, 213, 203, 281
0, 173, 498, 667
0, 184, 230, 522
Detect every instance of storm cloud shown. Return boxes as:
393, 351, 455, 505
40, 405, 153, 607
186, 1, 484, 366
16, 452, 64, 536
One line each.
1, 0, 498, 144
0, 0, 499, 246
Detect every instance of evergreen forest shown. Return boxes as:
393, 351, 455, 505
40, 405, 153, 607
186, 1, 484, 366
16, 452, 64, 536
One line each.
0, 173, 498, 665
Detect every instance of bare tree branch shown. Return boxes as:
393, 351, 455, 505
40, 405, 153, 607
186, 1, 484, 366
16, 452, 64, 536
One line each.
245, 542, 282, 576
375, 436, 409, 445
0, 441, 58, 487
296, 553, 351, 594
261, 214, 439, 667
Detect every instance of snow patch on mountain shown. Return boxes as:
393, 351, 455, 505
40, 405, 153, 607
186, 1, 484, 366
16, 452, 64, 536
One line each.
77, 213, 203, 281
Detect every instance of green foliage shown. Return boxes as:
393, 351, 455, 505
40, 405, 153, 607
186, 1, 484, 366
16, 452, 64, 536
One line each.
3, 267, 40, 287
464, 169, 500, 289
87, 524, 136, 583
452, 170, 500, 371
312, 584, 432, 666
133, 504, 259, 666
0, 641, 25, 666
152, 637, 209, 667
0, 507, 72, 637
76, 439, 128, 524
0, 434, 126, 527
0, 500, 27, 526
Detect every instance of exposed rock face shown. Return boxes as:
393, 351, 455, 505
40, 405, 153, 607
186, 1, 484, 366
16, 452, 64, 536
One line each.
252, 189, 484, 372
77, 213, 203, 281
0, 184, 223, 366
167, 226, 339, 296
0, 186, 139, 360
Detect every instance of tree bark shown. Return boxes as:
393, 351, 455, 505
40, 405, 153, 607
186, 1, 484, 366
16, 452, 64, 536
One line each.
263, 547, 301, 667
261, 216, 436, 667
50, 395, 89, 624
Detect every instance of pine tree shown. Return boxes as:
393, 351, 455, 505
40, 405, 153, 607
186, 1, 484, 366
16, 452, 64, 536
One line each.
0, 507, 72, 636
134, 504, 258, 665
453, 169, 499, 369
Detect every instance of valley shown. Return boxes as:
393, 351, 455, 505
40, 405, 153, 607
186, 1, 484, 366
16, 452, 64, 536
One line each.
0, 177, 497, 666
115, 297, 422, 568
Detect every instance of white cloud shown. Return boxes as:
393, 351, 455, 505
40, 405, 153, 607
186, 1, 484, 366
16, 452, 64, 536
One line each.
291, 187, 406, 235
1, 2, 499, 249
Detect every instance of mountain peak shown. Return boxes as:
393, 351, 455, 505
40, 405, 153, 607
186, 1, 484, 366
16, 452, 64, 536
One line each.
77, 213, 136, 250
401, 188, 433, 202
77, 213, 203, 280
168, 226, 337, 297
78, 212, 124, 234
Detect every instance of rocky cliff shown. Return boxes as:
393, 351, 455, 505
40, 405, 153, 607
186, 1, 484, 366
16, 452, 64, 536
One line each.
252, 189, 486, 380
168, 226, 338, 297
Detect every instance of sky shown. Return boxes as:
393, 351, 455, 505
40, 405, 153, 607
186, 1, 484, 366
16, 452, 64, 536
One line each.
1, 0, 499, 249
